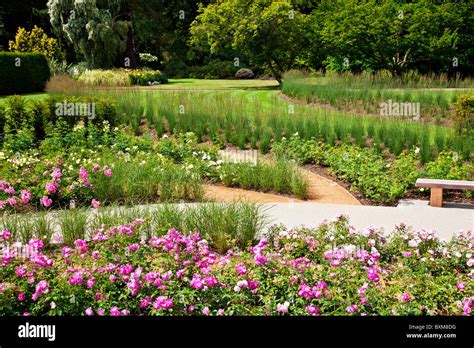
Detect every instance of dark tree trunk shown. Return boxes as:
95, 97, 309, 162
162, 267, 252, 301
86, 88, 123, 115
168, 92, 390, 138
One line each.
124, 24, 138, 68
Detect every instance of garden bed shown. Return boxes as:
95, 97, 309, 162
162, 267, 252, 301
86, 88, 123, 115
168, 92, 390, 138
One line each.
1, 215, 472, 316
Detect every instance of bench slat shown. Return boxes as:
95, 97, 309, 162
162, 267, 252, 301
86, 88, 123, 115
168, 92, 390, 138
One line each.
415, 178, 474, 190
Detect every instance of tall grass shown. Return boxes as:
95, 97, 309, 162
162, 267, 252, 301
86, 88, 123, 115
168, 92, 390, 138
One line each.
281, 70, 473, 121
1, 212, 54, 244
1, 202, 268, 253
91, 202, 268, 252
77, 69, 131, 87
218, 160, 309, 199
93, 89, 472, 163
58, 208, 88, 245
91, 155, 204, 204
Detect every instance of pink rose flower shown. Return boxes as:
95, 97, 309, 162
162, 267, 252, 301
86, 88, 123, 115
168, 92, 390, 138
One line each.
40, 196, 53, 207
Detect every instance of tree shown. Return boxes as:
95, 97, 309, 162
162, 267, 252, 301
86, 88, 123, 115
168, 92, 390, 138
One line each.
47, 0, 131, 69
190, 0, 310, 83
0, 0, 52, 51
314, 0, 467, 76
130, 0, 211, 69
9, 25, 62, 61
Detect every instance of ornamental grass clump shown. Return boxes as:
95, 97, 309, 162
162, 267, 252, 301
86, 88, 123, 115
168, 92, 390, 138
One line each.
1, 215, 472, 316
78, 69, 131, 87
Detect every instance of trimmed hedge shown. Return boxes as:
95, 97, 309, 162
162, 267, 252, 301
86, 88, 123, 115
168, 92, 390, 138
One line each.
0, 52, 50, 95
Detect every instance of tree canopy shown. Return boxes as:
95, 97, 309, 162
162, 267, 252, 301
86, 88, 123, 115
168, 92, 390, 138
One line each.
47, 0, 130, 68
190, 0, 309, 82
0, 0, 471, 77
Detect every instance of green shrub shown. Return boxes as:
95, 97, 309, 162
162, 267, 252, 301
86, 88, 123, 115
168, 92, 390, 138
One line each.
125, 69, 168, 85
78, 69, 131, 87
3, 95, 31, 135
187, 60, 239, 79
163, 60, 189, 78
0, 52, 50, 95
272, 135, 325, 164
452, 95, 474, 136
44, 95, 118, 130
0, 105, 5, 137
3, 126, 35, 153
424, 151, 474, 180
30, 99, 48, 141
8, 26, 63, 61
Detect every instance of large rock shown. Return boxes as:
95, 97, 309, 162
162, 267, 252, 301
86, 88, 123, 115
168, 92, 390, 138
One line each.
235, 68, 255, 79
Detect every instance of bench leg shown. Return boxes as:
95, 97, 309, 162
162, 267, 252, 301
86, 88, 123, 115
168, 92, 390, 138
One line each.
430, 188, 443, 207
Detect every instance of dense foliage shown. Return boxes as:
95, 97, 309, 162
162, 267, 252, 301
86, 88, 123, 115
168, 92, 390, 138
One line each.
453, 95, 474, 136
110, 90, 471, 162
0, 95, 116, 150
0, 52, 50, 95
8, 26, 62, 61
47, 0, 131, 69
2, 0, 472, 77
282, 70, 472, 121
272, 133, 473, 202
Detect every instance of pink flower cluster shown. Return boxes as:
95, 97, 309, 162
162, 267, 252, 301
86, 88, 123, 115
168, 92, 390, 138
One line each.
32, 280, 49, 301
0, 230, 11, 242
297, 281, 327, 300
153, 296, 174, 310
3, 162, 114, 210
250, 239, 268, 265
1, 215, 472, 317
0, 179, 32, 210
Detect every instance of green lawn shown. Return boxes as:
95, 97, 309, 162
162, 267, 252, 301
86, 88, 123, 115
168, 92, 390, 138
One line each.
0, 79, 279, 105
145, 78, 279, 90
0, 92, 48, 103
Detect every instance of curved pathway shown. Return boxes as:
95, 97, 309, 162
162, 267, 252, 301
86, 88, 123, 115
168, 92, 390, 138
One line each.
203, 168, 360, 205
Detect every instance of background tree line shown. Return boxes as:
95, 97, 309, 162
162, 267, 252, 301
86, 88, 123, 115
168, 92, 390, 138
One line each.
0, 0, 472, 78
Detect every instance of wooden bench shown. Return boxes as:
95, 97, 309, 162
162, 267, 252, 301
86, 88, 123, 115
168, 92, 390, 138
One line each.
415, 178, 474, 207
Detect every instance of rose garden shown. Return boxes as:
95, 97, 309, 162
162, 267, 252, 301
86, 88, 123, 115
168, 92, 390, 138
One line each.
0, 0, 472, 318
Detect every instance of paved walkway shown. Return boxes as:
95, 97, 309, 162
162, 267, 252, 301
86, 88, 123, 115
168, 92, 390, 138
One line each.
16, 201, 472, 243
263, 203, 473, 240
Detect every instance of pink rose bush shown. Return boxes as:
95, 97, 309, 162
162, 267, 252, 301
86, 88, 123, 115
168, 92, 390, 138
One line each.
0, 180, 32, 211
0, 159, 112, 212
0, 215, 472, 316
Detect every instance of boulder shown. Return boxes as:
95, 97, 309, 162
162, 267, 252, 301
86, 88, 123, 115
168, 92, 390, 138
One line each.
235, 68, 255, 79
